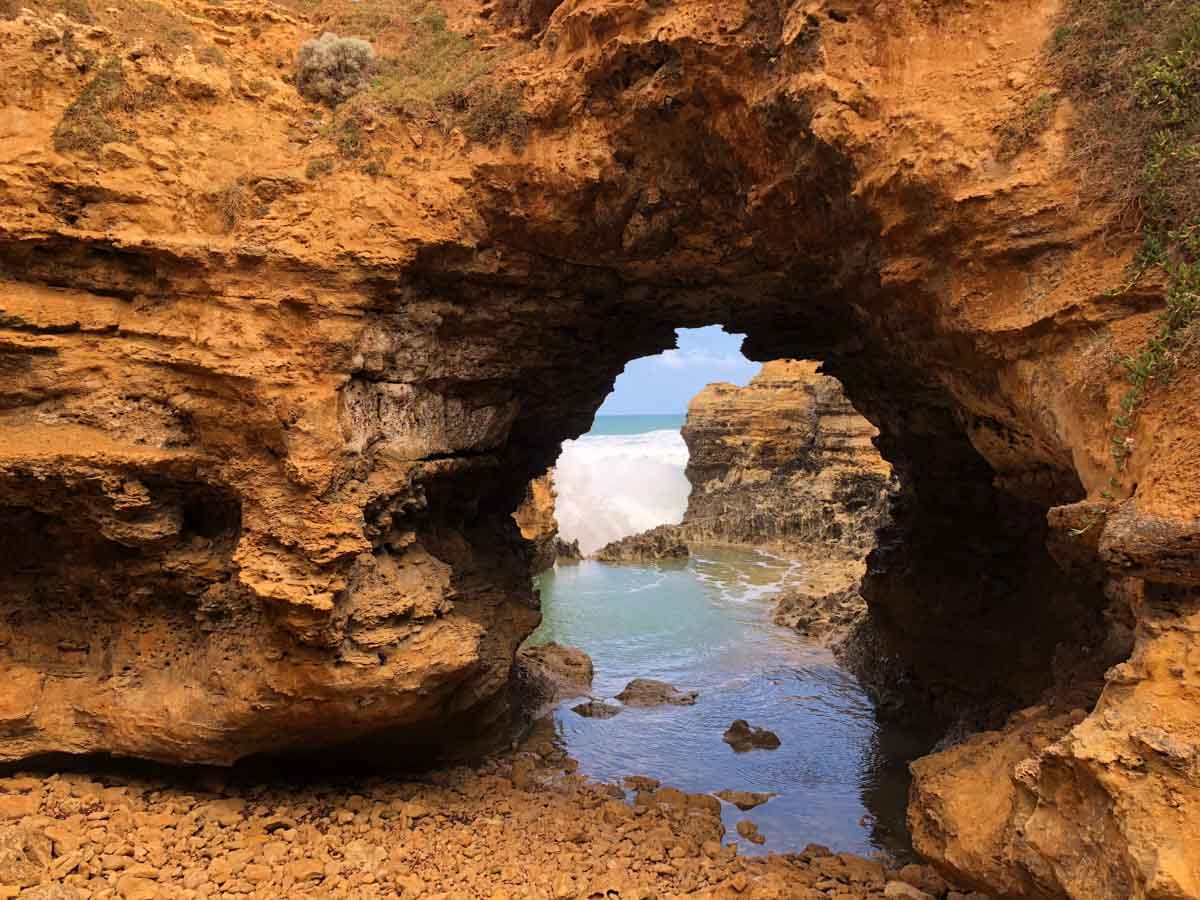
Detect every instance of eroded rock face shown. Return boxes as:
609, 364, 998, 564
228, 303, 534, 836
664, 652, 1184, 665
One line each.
513, 471, 564, 574
681, 360, 895, 557
0, 0, 1197, 894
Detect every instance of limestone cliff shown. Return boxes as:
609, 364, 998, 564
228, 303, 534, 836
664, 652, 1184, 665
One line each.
0, 0, 1198, 895
680, 360, 894, 557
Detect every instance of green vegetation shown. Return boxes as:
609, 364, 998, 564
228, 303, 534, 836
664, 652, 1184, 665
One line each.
1053, 0, 1200, 472
58, 0, 94, 24
371, 5, 493, 115
53, 57, 134, 155
460, 81, 530, 148
366, 2, 529, 146
296, 33, 376, 106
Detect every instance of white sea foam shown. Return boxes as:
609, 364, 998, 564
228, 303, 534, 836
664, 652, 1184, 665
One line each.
555, 429, 690, 555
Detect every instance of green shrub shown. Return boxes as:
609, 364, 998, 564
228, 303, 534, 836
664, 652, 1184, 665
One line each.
459, 81, 529, 147
296, 32, 376, 106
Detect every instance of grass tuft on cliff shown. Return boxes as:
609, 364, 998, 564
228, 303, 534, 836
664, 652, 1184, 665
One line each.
1054, 0, 1200, 471
368, 2, 529, 146
53, 57, 134, 155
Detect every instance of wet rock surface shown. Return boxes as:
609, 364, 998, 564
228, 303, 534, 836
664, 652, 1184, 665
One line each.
615, 679, 700, 708
716, 790, 774, 811
571, 700, 623, 719
722, 721, 783, 753
772, 561, 870, 646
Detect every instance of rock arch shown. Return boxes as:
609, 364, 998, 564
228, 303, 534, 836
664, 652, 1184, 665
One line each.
0, 0, 1196, 895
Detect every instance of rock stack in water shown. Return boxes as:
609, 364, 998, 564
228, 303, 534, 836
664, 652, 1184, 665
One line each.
592, 360, 894, 644
679, 360, 894, 558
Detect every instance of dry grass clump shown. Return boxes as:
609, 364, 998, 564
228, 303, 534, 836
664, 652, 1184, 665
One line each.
53, 57, 134, 154
296, 32, 375, 106
54, 0, 95, 23
458, 81, 529, 147
371, 7, 493, 116
216, 179, 246, 233
0, 0, 18, 20
305, 156, 334, 180
996, 92, 1056, 158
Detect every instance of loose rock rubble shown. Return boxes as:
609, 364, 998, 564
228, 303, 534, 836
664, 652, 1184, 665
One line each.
0, 740, 980, 900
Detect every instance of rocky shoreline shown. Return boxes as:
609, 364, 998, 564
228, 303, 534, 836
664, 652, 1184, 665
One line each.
0, 738, 981, 900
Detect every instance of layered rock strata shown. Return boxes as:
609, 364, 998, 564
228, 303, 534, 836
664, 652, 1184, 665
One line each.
0, 0, 1197, 895
680, 360, 895, 557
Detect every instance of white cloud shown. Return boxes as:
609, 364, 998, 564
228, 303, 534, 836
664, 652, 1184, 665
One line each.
652, 349, 755, 371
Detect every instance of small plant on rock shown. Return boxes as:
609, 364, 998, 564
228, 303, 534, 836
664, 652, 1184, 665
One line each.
296, 32, 375, 106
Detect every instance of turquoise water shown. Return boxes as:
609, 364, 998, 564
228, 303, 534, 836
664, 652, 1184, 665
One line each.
526, 549, 933, 861
589, 414, 686, 436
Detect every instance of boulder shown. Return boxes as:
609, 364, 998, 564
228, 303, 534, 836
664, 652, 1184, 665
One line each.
614, 679, 698, 707
513, 643, 594, 714
722, 720, 781, 752
715, 790, 774, 811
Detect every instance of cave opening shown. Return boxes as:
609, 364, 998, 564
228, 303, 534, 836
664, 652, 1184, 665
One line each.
512, 324, 945, 860
498, 291, 1129, 873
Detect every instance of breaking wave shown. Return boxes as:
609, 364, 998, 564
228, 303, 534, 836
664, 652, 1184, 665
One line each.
555, 429, 690, 555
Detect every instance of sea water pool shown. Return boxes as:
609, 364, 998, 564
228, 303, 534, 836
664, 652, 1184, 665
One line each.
524, 548, 935, 861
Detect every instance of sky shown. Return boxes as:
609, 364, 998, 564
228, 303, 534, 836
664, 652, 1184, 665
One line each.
596, 325, 761, 415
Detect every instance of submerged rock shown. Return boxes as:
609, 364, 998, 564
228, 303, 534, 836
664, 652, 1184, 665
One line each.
615, 678, 698, 707
592, 526, 689, 563
571, 699, 622, 719
723, 720, 781, 752
736, 819, 766, 844
715, 789, 775, 811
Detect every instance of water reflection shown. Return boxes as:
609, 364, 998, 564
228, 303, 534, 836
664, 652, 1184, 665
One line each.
525, 547, 938, 861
